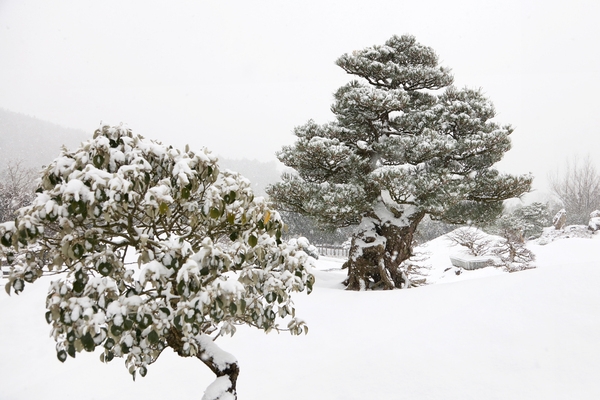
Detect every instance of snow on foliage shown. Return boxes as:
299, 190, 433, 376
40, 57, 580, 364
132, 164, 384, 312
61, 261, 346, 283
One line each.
0, 124, 314, 399
268, 34, 531, 290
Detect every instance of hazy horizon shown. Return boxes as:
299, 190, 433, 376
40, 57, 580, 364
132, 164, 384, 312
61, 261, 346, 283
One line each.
1, 0, 599, 194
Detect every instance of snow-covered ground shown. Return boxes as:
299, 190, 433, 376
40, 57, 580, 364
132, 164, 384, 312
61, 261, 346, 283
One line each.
1, 231, 599, 399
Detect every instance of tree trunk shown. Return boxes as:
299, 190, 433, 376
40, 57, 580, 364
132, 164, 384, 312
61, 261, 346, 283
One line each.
166, 328, 239, 400
343, 204, 425, 290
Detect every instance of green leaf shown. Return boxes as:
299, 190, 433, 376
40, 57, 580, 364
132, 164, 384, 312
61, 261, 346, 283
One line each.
248, 235, 258, 247
148, 330, 159, 345
265, 309, 276, 321
104, 338, 115, 349
159, 202, 169, 215
57, 350, 67, 363
98, 262, 112, 276
139, 366, 147, 377
93, 154, 104, 168
73, 280, 85, 294
23, 271, 34, 283
123, 319, 133, 330
209, 207, 221, 219
174, 315, 183, 330
184, 310, 196, 323
229, 231, 238, 241
45, 311, 52, 324
1, 233, 12, 247
12, 279, 24, 294
177, 280, 187, 296
72, 243, 85, 258
111, 324, 123, 337
265, 292, 276, 303
229, 302, 237, 315
139, 314, 152, 329
159, 307, 171, 316
181, 187, 191, 200
67, 344, 76, 358
81, 332, 95, 352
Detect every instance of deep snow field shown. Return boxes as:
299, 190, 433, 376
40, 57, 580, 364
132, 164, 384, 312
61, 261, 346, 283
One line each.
1, 230, 599, 400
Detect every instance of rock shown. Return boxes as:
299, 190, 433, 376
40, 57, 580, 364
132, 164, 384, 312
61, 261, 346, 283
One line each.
589, 210, 600, 232
553, 209, 567, 230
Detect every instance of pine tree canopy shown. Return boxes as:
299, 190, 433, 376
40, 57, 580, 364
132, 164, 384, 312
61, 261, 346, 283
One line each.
268, 35, 532, 290
269, 34, 531, 229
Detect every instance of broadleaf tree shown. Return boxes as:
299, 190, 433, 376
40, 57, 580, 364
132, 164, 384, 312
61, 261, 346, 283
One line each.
268, 35, 532, 290
0, 125, 314, 400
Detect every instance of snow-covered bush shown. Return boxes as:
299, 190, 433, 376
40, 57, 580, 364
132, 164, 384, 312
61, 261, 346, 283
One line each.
0, 125, 314, 400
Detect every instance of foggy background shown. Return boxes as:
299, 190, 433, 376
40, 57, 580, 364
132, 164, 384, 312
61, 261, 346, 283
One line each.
1, 0, 599, 195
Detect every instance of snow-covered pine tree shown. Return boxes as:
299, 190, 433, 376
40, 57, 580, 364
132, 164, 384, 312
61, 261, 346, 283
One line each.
0, 125, 314, 400
268, 35, 531, 290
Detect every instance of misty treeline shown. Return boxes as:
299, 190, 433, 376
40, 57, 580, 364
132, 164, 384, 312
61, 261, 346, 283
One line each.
0, 160, 38, 223
549, 156, 600, 225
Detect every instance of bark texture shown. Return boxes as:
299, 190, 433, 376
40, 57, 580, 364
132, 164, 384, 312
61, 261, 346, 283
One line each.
166, 328, 239, 399
343, 208, 425, 290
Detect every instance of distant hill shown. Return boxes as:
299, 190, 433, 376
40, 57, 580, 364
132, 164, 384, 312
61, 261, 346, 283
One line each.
0, 109, 282, 194
0, 108, 89, 170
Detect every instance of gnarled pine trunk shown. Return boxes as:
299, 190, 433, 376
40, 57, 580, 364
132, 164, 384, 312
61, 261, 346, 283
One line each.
166, 328, 239, 400
343, 204, 425, 290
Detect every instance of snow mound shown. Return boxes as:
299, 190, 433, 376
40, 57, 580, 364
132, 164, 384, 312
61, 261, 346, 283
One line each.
536, 225, 595, 245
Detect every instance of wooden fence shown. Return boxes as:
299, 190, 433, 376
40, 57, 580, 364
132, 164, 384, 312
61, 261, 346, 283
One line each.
315, 245, 349, 258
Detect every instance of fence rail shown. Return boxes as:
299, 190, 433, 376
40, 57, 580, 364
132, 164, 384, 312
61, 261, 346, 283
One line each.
315, 245, 349, 258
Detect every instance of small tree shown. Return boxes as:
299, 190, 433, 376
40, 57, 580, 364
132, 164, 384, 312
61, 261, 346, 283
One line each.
511, 202, 551, 239
0, 125, 313, 400
268, 35, 531, 290
549, 155, 600, 225
0, 160, 37, 222
489, 212, 536, 272
446, 227, 493, 257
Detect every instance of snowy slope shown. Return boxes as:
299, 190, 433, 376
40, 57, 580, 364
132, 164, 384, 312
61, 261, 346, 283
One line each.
1, 234, 599, 399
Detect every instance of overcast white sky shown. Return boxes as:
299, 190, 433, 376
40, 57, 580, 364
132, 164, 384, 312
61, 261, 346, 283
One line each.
1, 0, 599, 192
